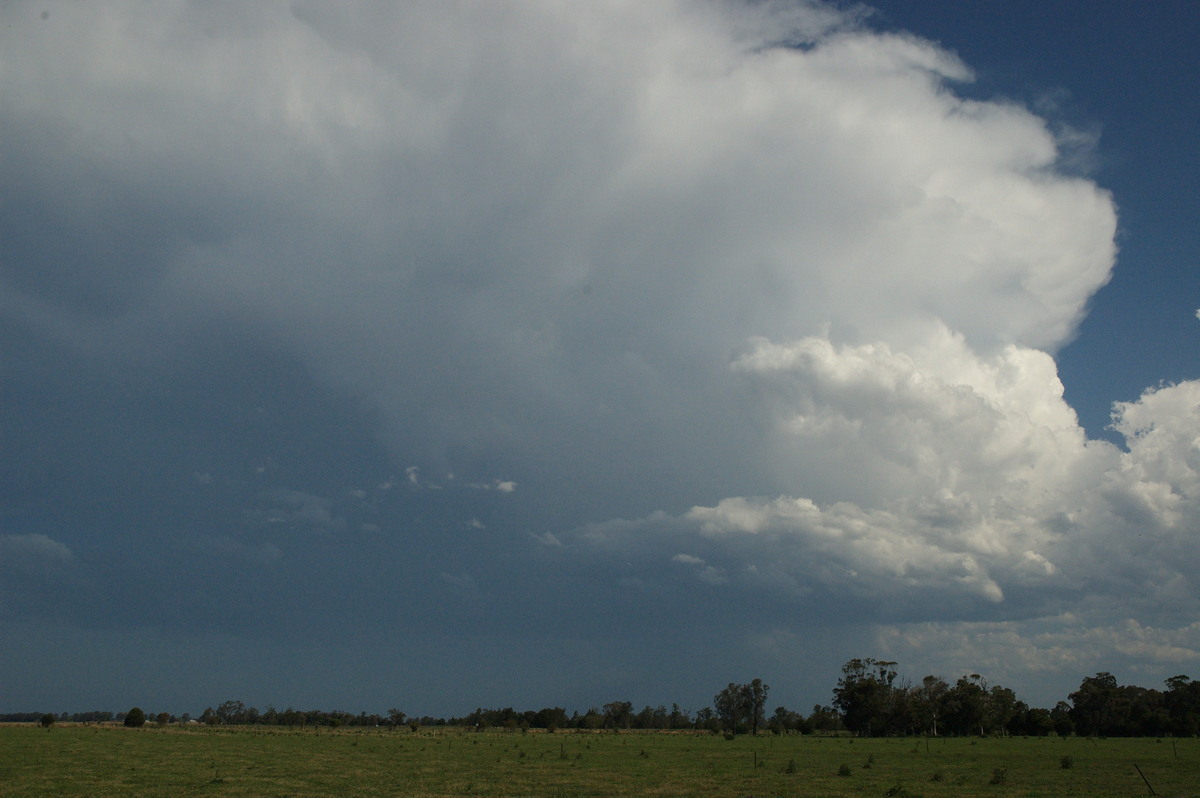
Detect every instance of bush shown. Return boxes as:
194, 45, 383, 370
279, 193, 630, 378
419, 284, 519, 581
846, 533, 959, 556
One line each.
837, 763, 852, 777
1060, 755, 1073, 769
38, 713, 55, 728
124, 707, 146, 728
989, 767, 1007, 785
885, 785, 922, 798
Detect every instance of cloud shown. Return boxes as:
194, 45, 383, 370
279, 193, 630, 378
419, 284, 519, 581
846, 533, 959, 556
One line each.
671, 553, 728, 585
876, 617, 1200, 697
544, 366, 1200, 707
0, 534, 75, 618
2, 0, 1192, 707
0, 533, 73, 570
248, 489, 346, 534
194, 535, 283, 566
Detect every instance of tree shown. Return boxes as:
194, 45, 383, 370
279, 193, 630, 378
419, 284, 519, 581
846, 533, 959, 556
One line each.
216, 699, 247, 725
602, 701, 633, 730
124, 707, 146, 728
769, 705, 803, 735
38, 713, 55, 728
1050, 701, 1074, 737
531, 706, 568, 730
694, 706, 720, 733
833, 658, 898, 736
986, 685, 1021, 736
1069, 672, 1118, 736
713, 683, 747, 734
1165, 674, 1200, 736
712, 679, 769, 735
805, 704, 841, 733
1018, 706, 1055, 736
744, 678, 769, 736
912, 675, 949, 736
580, 708, 605, 730
942, 675, 988, 736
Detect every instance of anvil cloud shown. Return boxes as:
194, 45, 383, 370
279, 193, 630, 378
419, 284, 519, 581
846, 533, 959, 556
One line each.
1, 1, 1196, 713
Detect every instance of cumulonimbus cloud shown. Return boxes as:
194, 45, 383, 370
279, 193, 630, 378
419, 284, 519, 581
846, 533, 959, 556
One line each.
2, 0, 1194, 697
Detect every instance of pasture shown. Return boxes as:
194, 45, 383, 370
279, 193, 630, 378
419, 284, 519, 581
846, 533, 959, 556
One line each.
2, 724, 1197, 797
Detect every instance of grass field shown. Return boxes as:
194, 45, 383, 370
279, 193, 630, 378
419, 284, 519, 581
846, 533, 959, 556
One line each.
2, 724, 1197, 797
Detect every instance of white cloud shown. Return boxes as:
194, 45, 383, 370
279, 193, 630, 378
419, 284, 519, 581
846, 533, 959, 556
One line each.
0, 533, 73, 569
3, 0, 1192, 698
195, 535, 283, 565
249, 489, 346, 534
440, 571, 482, 601
562, 342, 1200, 643
671, 552, 727, 585
875, 616, 1200, 700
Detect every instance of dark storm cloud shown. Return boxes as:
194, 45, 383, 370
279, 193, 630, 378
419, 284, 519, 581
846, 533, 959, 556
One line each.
2, 1, 1195, 712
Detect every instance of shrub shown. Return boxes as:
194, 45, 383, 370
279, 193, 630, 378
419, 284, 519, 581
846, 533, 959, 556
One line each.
1060, 755, 1073, 769
989, 767, 1007, 785
124, 707, 146, 728
38, 714, 55, 728
837, 763, 852, 777
885, 785, 922, 798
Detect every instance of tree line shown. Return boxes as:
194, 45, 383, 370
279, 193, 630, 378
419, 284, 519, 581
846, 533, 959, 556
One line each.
829, 658, 1200, 738
8, 660, 1200, 737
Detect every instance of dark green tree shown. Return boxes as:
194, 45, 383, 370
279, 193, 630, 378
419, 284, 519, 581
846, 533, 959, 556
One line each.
769, 705, 803, 735
942, 675, 988, 736
805, 704, 841, 733
1050, 701, 1074, 736
986, 684, 1021, 736
712, 679, 769, 735
1069, 672, 1118, 736
1165, 675, 1200, 736
215, 699, 247, 725
744, 678, 769, 736
833, 658, 898, 736
694, 706, 720, 733
602, 701, 633, 730
912, 675, 949, 736
124, 707, 146, 728
714, 683, 748, 734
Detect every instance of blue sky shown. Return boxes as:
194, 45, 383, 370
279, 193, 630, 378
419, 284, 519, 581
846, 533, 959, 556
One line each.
862, 0, 1200, 441
2, 1, 1198, 719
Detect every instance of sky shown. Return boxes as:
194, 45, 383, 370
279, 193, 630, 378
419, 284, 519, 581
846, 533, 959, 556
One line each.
2, 0, 1198, 718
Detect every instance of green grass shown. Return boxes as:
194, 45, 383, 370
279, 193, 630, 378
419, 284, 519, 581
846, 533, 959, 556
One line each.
2, 725, 1198, 797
